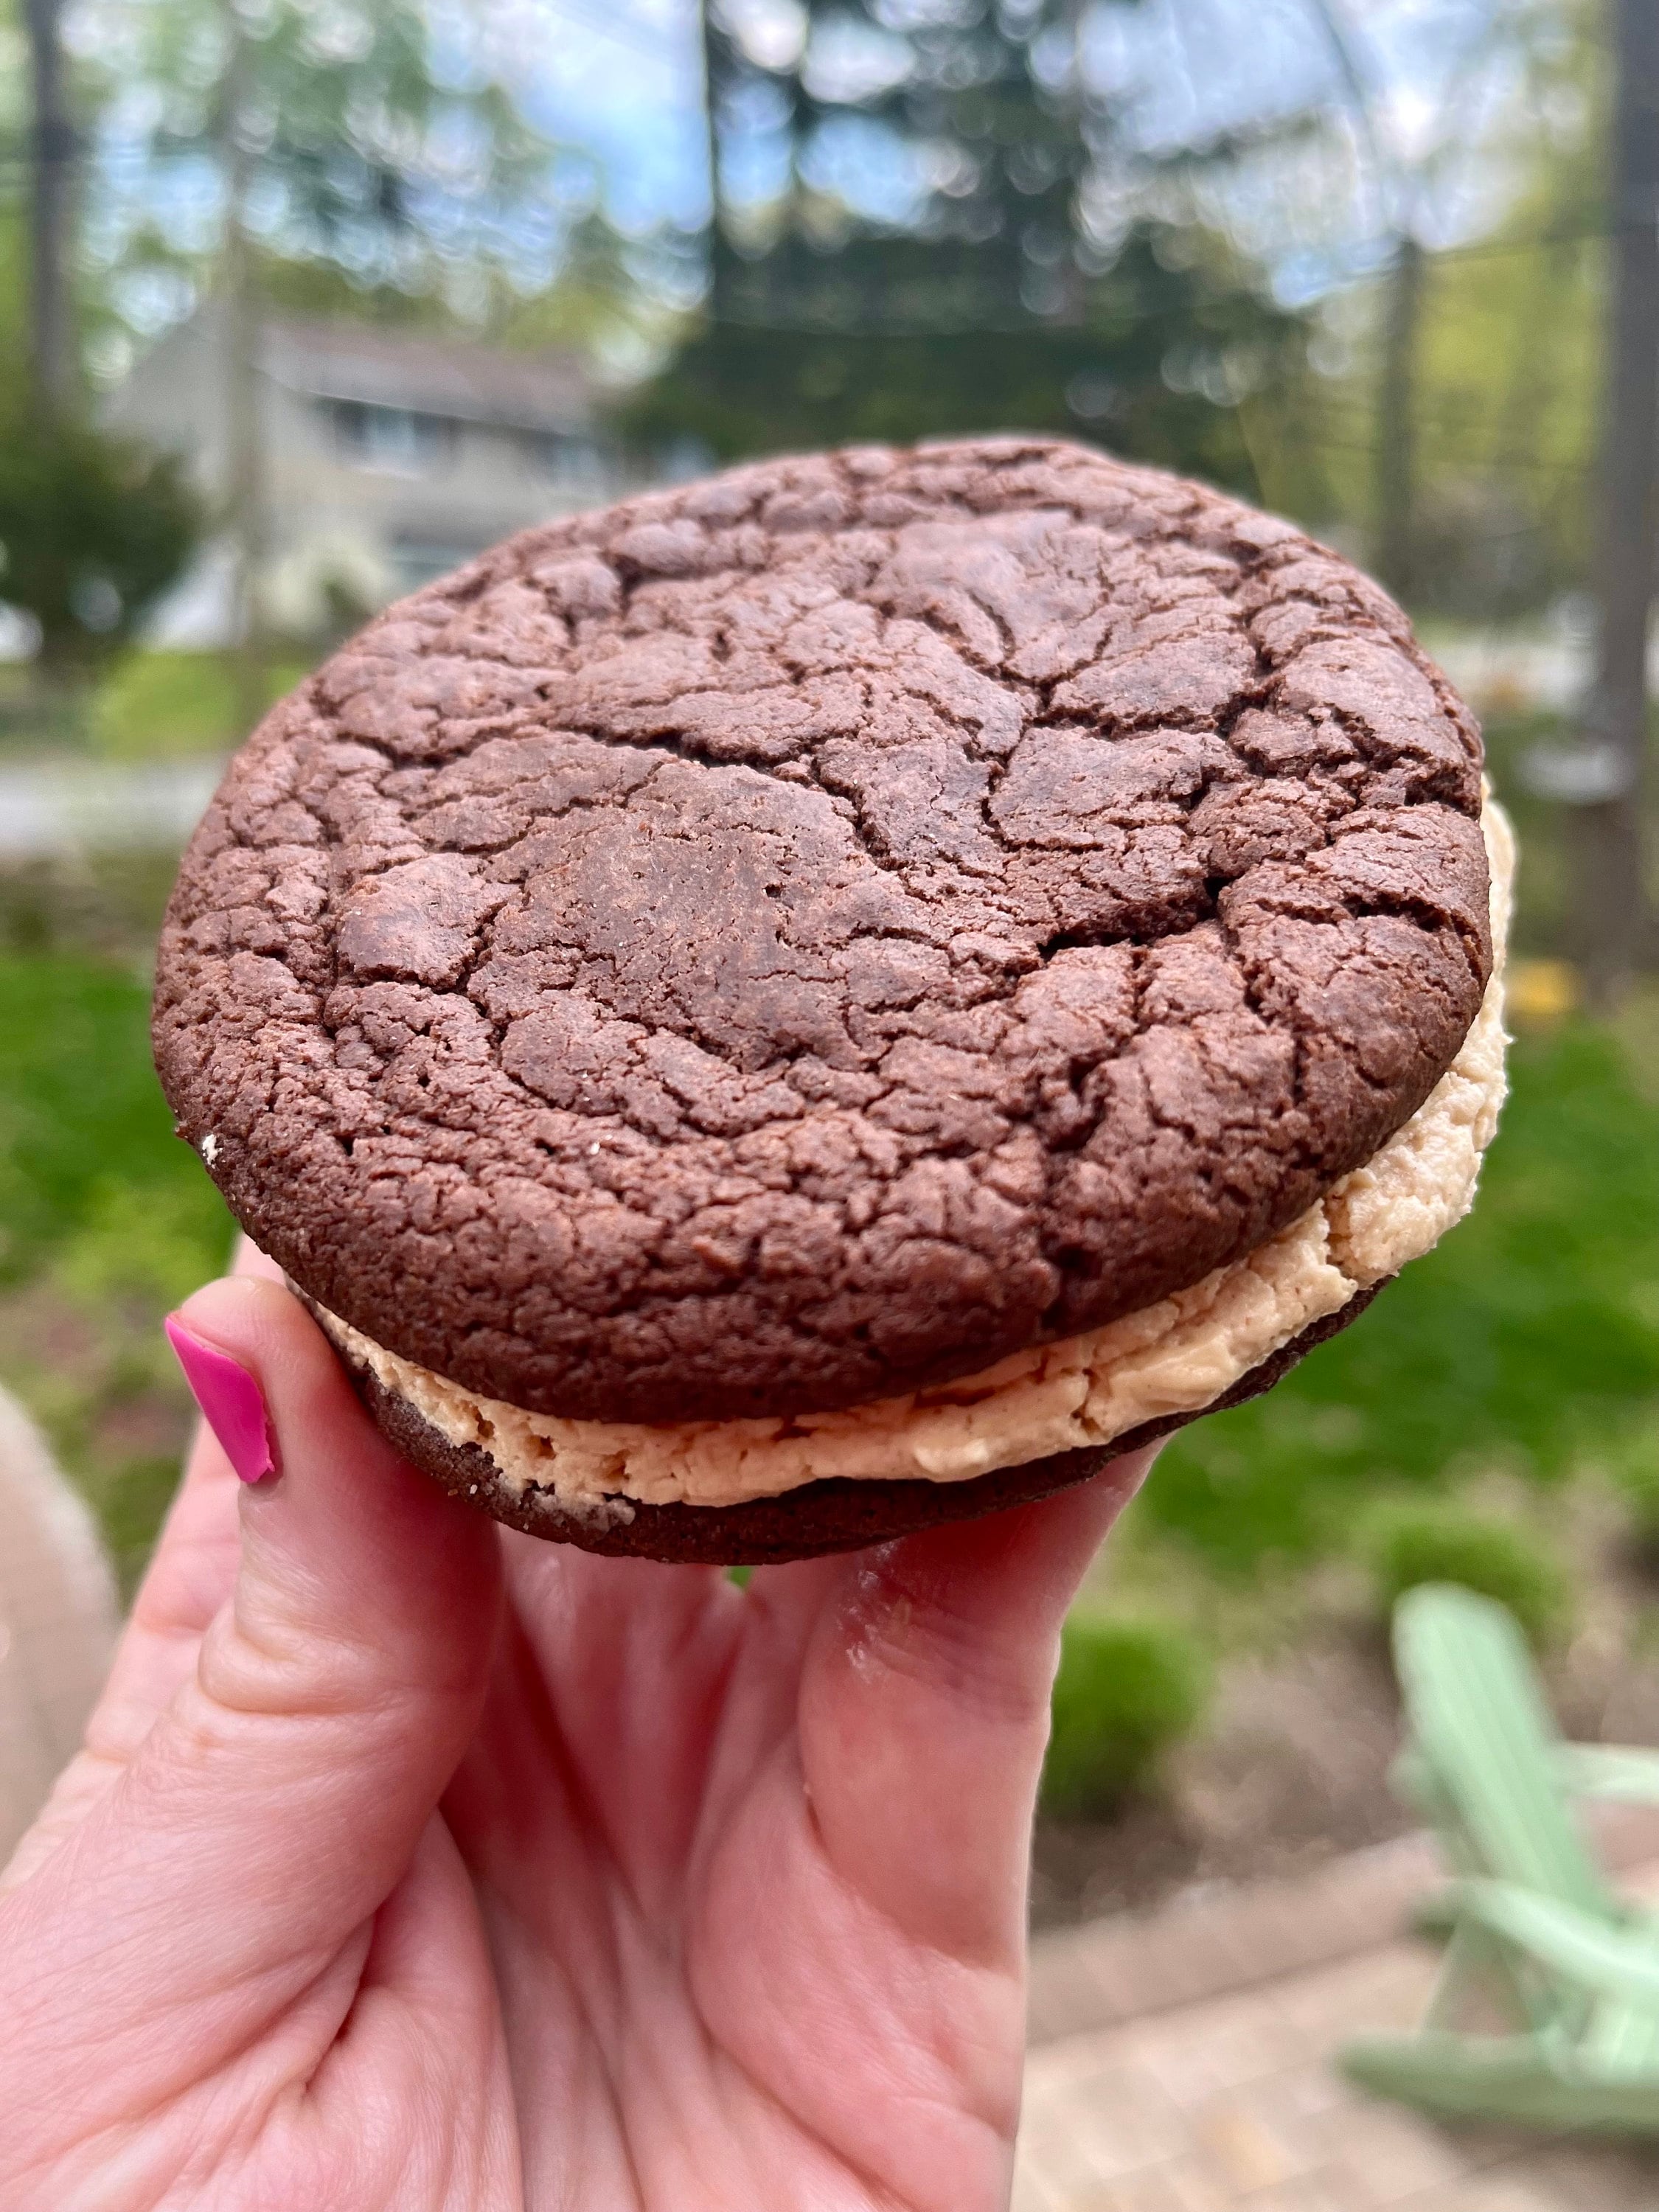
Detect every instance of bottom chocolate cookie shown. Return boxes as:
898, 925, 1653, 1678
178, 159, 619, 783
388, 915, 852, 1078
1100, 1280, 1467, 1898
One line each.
335, 1285, 1382, 1565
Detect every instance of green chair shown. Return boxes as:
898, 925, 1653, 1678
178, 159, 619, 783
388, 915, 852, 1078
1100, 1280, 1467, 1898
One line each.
1338, 1581, 1659, 2132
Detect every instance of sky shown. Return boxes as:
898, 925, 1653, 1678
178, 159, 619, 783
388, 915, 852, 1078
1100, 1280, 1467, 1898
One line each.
491, 0, 1553, 289
70, 0, 1567, 370
491, 0, 712, 234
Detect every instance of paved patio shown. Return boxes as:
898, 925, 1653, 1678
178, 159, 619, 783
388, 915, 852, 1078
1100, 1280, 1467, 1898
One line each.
1018, 1826, 1659, 2211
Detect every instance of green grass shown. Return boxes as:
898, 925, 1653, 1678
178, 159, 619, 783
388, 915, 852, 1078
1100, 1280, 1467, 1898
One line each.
0, 953, 227, 1281
88, 650, 309, 761
1357, 1503, 1573, 1651
0, 954, 231, 1584
0, 651, 312, 762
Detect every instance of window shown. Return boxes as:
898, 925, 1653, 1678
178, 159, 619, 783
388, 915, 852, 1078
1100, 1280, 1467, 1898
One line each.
531, 431, 603, 489
331, 400, 456, 473
391, 538, 490, 592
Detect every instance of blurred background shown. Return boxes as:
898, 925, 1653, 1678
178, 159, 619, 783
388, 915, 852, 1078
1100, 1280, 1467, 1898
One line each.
1, 0, 1657, 1908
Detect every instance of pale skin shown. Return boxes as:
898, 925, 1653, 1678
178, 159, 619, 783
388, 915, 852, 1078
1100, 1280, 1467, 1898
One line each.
0, 1240, 1152, 2211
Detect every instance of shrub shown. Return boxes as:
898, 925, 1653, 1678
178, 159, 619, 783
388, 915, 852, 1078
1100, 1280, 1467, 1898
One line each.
0, 413, 200, 674
1040, 1613, 1211, 1817
1604, 1416, 1659, 1574
1359, 1503, 1571, 1650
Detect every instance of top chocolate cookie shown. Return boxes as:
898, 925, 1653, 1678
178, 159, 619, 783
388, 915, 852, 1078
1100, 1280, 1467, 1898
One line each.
154, 438, 1491, 1424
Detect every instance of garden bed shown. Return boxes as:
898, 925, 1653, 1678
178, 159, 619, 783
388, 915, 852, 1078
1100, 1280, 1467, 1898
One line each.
1033, 1490, 1659, 1927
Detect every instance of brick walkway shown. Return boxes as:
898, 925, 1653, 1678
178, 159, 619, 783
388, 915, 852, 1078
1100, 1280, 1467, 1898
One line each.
1017, 1826, 1659, 2211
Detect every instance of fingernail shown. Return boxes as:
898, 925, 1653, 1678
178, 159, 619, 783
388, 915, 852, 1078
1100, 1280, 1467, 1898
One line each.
165, 1317, 280, 1484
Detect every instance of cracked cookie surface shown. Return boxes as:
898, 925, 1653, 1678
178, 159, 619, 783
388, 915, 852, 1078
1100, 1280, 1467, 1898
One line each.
153, 437, 1491, 1422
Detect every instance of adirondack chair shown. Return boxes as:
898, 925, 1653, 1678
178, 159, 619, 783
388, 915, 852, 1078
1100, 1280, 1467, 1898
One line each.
1338, 1582, 1659, 2132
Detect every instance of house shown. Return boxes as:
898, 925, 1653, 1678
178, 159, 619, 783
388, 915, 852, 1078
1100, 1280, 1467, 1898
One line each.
108, 313, 674, 643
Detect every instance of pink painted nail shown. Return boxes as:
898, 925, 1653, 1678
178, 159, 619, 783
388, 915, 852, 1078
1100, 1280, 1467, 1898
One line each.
165, 1318, 280, 1484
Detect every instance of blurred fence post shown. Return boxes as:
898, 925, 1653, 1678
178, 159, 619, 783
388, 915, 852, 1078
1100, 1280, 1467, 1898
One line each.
1301, 0, 1421, 608
1574, 0, 1659, 1003
220, 1, 268, 740
1376, 234, 1424, 605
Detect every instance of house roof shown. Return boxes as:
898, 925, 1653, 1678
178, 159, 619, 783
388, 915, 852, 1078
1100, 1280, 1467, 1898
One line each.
261, 318, 596, 435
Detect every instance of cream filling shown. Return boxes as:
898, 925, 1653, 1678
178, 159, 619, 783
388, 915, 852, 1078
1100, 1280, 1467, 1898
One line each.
320, 801, 1514, 1519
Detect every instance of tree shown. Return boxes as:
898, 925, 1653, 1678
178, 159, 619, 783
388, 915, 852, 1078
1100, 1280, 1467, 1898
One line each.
69, 0, 586, 720
628, 0, 1322, 494
629, 223, 1315, 496
77, 0, 591, 344
0, 414, 198, 672
8, 0, 199, 682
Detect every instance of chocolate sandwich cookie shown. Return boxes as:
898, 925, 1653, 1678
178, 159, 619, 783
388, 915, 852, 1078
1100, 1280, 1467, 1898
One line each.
154, 437, 1510, 1562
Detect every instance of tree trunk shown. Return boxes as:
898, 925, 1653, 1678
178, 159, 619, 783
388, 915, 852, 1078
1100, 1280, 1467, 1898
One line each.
221, 9, 267, 737
24, 0, 76, 411
1573, 0, 1659, 1001
1374, 233, 1424, 605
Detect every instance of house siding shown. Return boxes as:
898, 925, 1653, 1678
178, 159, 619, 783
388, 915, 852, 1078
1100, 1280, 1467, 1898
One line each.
107, 313, 651, 641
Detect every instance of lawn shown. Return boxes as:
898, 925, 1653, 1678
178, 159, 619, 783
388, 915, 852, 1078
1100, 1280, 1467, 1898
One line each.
2, 948, 1658, 1596
1147, 1010, 1659, 1573
88, 651, 310, 761
0, 954, 231, 1585
0, 651, 312, 763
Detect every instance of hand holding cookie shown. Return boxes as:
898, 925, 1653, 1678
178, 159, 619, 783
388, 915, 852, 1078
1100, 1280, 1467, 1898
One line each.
0, 1239, 1152, 2211
4, 439, 1506, 2206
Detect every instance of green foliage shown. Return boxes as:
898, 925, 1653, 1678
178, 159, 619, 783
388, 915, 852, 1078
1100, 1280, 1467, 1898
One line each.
88, 650, 310, 762
635, 0, 1329, 497
627, 226, 1318, 499
53, 1177, 231, 1319
95, 1455, 192, 1591
1041, 1614, 1211, 1816
0, 852, 184, 960
1403, 210, 1599, 616
1315, 10, 1605, 609
0, 953, 226, 1282
80, 0, 583, 346
0, 954, 231, 1583
1360, 1504, 1572, 1651
2, 953, 1655, 1601
0, 414, 199, 672
1144, 1015, 1659, 1576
